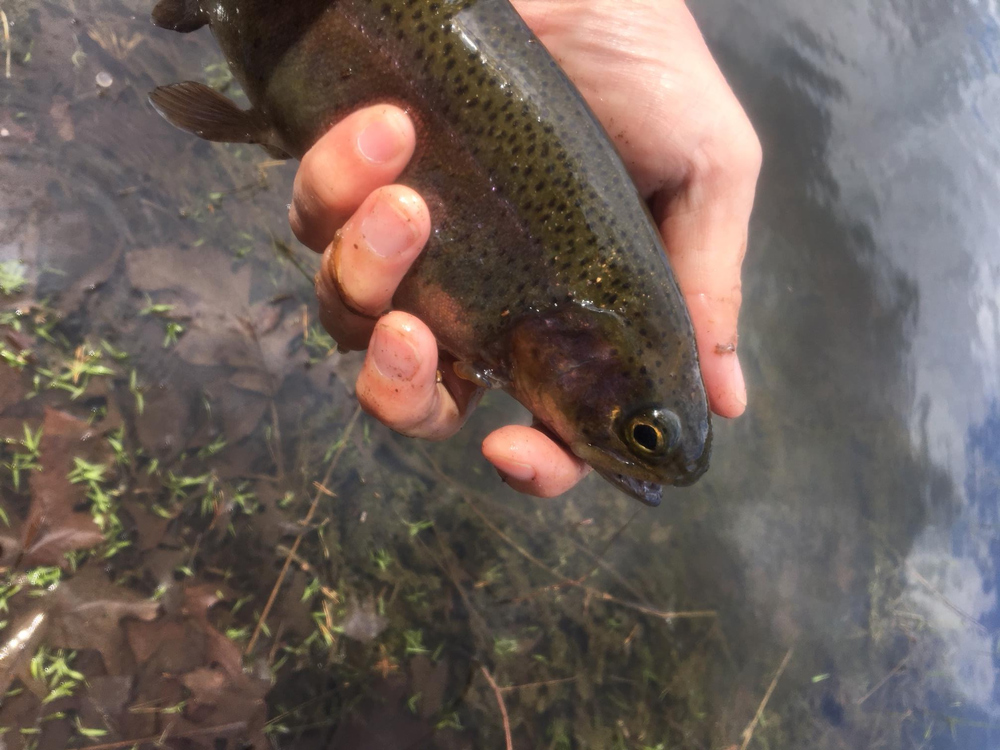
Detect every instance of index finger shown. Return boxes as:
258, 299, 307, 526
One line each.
655, 117, 761, 419
290, 105, 416, 253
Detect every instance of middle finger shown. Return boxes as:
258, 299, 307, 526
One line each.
315, 185, 431, 350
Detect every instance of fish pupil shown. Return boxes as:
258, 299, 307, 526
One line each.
632, 423, 661, 453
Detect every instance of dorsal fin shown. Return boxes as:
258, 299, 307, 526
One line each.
152, 0, 209, 33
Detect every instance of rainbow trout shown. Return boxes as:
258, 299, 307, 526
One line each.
149, 0, 712, 505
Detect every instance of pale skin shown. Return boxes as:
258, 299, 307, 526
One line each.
289, 0, 762, 498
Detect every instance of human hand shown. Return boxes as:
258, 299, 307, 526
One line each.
289, 105, 587, 495
289, 0, 760, 497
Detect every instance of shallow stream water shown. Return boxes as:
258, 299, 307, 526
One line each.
0, 1, 996, 748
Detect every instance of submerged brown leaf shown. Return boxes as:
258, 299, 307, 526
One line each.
126, 246, 252, 320
47, 568, 161, 675
0, 568, 159, 701
124, 582, 270, 748
203, 374, 270, 444
20, 512, 104, 567
21, 408, 108, 567
328, 673, 468, 750
0, 359, 27, 414
0, 523, 23, 566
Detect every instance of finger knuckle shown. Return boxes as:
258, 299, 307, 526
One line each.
689, 109, 762, 188
736, 122, 763, 178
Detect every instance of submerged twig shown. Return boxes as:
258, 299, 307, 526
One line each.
408, 443, 713, 623
462, 493, 716, 623
740, 647, 794, 750
514, 511, 645, 606
1, 10, 9, 80
856, 652, 912, 706
499, 676, 577, 693
909, 567, 989, 633
269, 401, 285, 478
246, 405, 362, 654
481, 665, 514, 750
81, 722, 248, 750
270, 231, 316, 283
566, 509, 647, 602
420, 533, 492, 646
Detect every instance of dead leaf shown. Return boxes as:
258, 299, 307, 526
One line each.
126, 246, 313, 389
181, 666, 227, 704
0, 524, 23, 567
181, 582, 224, 621
329, 675, 442, 750
133, 381, 192, 460
0, 688, 46, 750
203, 376, 269, 444
0, 360, 27, 414
20, 513, 104, 567
125, 246, 252, 317
125, 617, 193, 667
228, 369, 274, 395
28, 409, 103, 512
46, 568, 161, 675
121, 581, 270, 749
123, 497, 172, 552
410, 656, 449, 719
22, 409, 108, 567
77, 674, 133, 734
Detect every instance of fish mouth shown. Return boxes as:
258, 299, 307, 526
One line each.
595, 469, 664, 507
571, 442, 667, 506
571, 440, 706, 505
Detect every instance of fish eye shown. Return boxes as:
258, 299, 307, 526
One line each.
625, 410, 681, 457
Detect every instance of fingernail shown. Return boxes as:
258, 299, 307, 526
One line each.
492, 455, 536, 483
370, 323, 420, 381
733, 356, 747, 408
357, 114, 406, 163
361, 198, 416, 258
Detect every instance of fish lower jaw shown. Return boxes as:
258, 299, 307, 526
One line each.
594, 469, 664, 507
570, 442, 669, 505
570, 442, 661, 481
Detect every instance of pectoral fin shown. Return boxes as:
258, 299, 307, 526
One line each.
148, 83, 270, 151
453, 361, 504, 389
150, 82, 262, 142
152, 0, 209, 32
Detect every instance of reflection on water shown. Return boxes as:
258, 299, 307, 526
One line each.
0, 0, 996, 748
697, 0, 1000, 746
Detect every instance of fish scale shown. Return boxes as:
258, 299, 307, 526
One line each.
149, 0, 712, 504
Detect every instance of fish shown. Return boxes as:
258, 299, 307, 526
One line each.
148, 0, 712, 505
